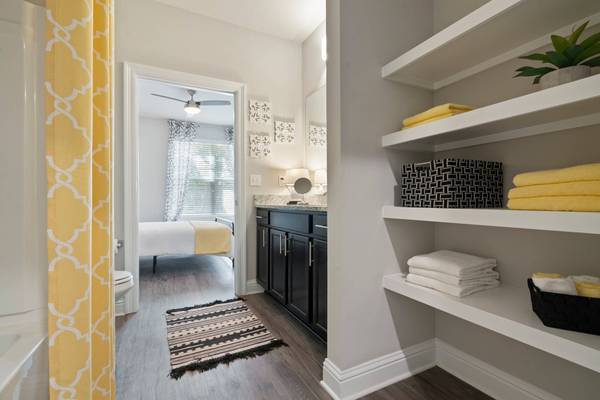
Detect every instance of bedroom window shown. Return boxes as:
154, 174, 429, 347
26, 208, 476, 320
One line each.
181, 142, 234, 218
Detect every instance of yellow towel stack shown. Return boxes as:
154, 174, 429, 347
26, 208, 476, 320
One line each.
508, 163, 600, 212
403, 103, 473, 129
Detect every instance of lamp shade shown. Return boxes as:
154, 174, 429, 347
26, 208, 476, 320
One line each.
285, 168, 310, 184
314, 169, 327, 185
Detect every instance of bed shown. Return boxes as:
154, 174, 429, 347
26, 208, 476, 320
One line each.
139, 217, 234, 273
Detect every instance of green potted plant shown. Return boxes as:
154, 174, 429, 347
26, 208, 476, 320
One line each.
515, 21, 600, 89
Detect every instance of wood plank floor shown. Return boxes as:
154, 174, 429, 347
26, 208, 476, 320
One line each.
116, 255, 491, 400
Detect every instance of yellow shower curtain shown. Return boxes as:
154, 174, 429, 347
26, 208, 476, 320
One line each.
45, 1, 114, 399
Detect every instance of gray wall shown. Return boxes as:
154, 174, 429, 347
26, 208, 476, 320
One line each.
327, 0, 436, 370
138, 118, 168, 222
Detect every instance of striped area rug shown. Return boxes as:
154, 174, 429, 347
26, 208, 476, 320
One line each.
165, 298, 286, 379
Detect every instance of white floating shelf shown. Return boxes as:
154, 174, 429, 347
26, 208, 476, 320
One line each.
382, 206, 600, 235
381, 74, 600, 152
382, 0, 600, 90
383, 274, 600, 373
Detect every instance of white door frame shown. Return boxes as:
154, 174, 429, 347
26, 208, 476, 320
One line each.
122, 62, 247, 314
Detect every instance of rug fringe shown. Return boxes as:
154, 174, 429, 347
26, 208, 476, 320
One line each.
169, 339, 288, 380
165, 297, 243, 315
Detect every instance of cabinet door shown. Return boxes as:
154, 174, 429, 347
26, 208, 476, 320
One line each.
287, 234, 311, 323
269, 229, 287, 304
311, 239, 327, 339
256, 226, 269, 289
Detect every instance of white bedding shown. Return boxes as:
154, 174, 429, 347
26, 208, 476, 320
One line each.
139, 221, 233, 258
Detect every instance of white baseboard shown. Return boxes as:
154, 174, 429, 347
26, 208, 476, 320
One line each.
320, 338, 559, 400
321, 339, 436, 400
436, 339, 561, 400
245, 279, 265, 295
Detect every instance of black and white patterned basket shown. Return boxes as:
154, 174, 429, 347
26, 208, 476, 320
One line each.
398, 159, 503, 208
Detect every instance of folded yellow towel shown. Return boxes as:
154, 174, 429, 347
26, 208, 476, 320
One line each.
403, 112, 466, 129
575, 282, 600, 299
508, 181, 600, 199
403, 103, 473, 127
507, 196, 600, 212
513, 163, 600, 187
532, 272, 563, 279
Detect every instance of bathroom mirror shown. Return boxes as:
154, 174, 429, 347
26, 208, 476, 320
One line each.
305, 85, 327, 171
294, 177, 313, 195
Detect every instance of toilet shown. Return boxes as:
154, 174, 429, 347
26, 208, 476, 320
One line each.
114, 270, 134, 300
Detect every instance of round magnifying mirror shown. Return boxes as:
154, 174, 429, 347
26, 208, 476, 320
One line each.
294, 177, 312, 195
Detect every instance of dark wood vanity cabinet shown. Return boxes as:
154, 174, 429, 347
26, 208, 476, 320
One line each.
255, 207, 327, 340
269, 228, 288, 304
311, 238, 328, 338
256, 225, 269, 289
287, 234, 311, 323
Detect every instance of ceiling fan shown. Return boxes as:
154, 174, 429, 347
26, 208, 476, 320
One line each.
151, 89, 231, 115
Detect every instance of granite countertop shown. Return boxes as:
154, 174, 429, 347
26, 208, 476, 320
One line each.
254, 194, 327, 212
256, 204, 327, 212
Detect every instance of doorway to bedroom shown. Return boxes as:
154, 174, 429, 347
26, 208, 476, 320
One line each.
120, 63, 248, 318
136, 77, 237, 301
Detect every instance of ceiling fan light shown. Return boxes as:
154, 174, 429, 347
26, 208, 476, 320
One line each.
184, 100, 201, 115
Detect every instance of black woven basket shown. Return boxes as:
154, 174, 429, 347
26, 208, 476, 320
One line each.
398, 159, 503, 208
527, 279, 600, 335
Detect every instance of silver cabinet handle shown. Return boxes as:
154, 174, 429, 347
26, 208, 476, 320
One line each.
308, 242, 313, 267
279, 233, 282, 254
284, 234, 288, 255
315, 224, 328, 229
256, 215, 263, 219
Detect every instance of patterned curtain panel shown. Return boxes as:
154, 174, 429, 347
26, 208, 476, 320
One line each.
164, 120, 196, 221
224, 126, 234, 144
45, 1, 115, 399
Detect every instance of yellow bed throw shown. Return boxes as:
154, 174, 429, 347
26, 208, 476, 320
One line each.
508, 181, 600, 199
507, 196, 600, 212
513, 163, 600, 187
403, 103, 473, 128
189, 221, 232, 255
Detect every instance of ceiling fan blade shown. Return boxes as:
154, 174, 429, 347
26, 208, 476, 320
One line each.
151, 93, 187, 103
198, 100, 231, 106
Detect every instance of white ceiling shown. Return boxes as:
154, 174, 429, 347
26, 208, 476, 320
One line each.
154, 0, 326, 42
138, 79, 234, 126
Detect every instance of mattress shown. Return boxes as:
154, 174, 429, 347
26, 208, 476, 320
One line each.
139, 221, 234, 258
139, 221, 195, 257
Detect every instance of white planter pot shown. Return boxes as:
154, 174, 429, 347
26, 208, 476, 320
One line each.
539, 65, 591, 90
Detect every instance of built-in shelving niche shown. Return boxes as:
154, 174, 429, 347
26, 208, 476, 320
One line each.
381, 0, 600, 375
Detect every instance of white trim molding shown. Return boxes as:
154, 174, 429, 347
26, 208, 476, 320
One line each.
122, 62, 248, 314
245, 280, 265, 295
436, 339, 561, 400
321, 339, 436, 400
321, 338, 560, 400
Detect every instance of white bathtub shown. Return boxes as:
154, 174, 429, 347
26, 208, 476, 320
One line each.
0, 310, 47, 399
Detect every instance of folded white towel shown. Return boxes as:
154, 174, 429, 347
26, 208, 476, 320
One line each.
409, 266, 499, 286
532, 277, 578, 296
407, 250, 496, 278
406, 273, 500, 298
